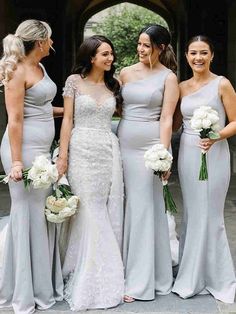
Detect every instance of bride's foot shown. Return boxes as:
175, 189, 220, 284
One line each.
124, 295, 135, 303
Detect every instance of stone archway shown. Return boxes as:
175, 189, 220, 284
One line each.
64, 0, 184, 79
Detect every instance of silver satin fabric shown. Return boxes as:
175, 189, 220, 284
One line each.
0, 64, 63, 314
172, 76, 236, 303
117, 69, 173, 300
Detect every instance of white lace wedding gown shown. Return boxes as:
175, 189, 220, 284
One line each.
61, 75, 124, 311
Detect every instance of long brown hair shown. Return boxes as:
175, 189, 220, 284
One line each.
139, 24, 177, 73
73, 35, 122, 116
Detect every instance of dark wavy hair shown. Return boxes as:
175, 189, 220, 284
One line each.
139, 24, 177, 73
185, 35, 214, 54
72, 35, 122, 116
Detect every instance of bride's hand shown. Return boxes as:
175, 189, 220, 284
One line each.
56, 157, 68, 179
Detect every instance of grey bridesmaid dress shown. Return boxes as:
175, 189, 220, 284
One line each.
0, 64, 63, 313
117, 69, 173, 300
172, 76, 236, 303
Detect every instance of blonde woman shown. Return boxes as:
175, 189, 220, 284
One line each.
0, 19, 63, 313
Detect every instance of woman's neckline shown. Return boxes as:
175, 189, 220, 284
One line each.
83, 77, 105, 86
122, 68, 169, 87
182, 76, 220, 99
26, 63, 46, 91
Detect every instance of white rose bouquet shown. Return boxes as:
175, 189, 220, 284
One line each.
0, 155, 58, 189
144, 144, 177, 214
190, 105, 220, 180
45, 176, 79, 223
44, 141, 79, 223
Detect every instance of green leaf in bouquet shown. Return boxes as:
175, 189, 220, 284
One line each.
55, 188, 63, 198
23, 179, 31, 190
163, 185, 177, 214
58, 184, 74, 198
0, 174, 7, 184
199, 152, 208, 180
208, 131, 220, 140
200, 128, 211, 139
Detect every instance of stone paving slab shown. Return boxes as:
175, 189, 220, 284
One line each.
0, 175, 236, 313
0, 294, 221, 313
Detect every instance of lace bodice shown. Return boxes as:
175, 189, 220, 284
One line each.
63, 74, 116, 130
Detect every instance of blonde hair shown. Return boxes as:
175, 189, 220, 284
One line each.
0, 19, 52, 86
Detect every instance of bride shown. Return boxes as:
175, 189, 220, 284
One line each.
56, 35, 124, 311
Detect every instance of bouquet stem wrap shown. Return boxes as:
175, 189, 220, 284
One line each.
199, 151, 208, 180
158, 177, 177, 214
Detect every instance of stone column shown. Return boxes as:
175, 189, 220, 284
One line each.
0, 0, 17, 172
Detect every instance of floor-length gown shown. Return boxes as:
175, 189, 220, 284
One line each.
172, 76, 236, 303
117, 69, 173, 300
111, 120, 179, 267
0, 64, 63, 314
61, 75, 124, 311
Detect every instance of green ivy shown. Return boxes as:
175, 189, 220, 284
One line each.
92, 6, 168, 73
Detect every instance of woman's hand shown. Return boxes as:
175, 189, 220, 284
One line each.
56, 157, 68, 179
162, 169, 172, 182
10, 161, 23, 182
198, 138, 217, 152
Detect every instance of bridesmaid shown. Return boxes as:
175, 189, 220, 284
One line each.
172, 35, 236, 303
0, 20, 63, 313
117, 24, 179, 302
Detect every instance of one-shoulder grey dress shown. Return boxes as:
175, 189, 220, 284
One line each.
0, 64, 63, 314
172, 76, 236, 303
117, 69, 173, 300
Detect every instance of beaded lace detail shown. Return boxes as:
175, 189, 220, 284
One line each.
61, 74, 124, 310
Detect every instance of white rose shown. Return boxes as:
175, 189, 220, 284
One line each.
207, 113, 219, 124
49, 198, 68, 213
68, 196, 79, 209
46, 164, 59, 182
190, 118, 203, 130
27, 167, 41, 181
156, 150, 168, 160
160, 160, 171, 172
153, 160, 163, 171
147, 151, 158, 162
58, 207, 76, 219
46, 195, 56, 210
32, 172, 51, 189
32, 177, 51, 189
46, 213, 65, 223
193, 109, 207, 119
32, 155, 50, 170
202, 118, 212, 129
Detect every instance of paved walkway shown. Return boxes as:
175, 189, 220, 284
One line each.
0, 174, 236, 313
